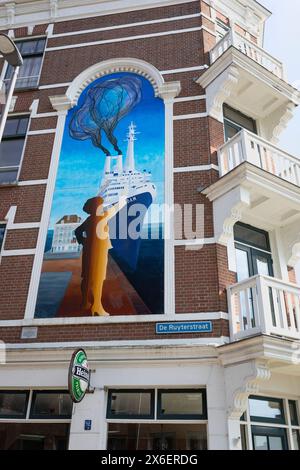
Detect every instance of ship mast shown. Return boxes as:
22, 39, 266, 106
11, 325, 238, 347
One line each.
125, 122, 136, 171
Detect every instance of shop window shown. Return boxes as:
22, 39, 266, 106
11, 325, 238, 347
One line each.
107, 388, 208, 450
157, 389, 207, 420
0, 423, 70, 450
0, 116, 29, 184
241, 395, 300, 450
0, 224, 6, 252
223, 104, 257, 141
107, 423, 207, 451
30, 391, 73, 419
0, 390, 72, 450
4, 38, 46, 90
0, 391, 29, 419
107, 390, 154, 419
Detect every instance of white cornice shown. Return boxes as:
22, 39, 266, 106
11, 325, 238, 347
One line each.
4, 341, 222, 365
0, 0, 271, 31
198, 47, 300, 105
0, 0, 197, 28
203, 161, 300, 205
207, 0, 271, 43
219, 334, 300, 368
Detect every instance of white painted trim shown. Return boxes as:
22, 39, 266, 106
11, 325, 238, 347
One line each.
31, 113, 58, 119
18, 180, 48, 186
63, 58, 166, 104
24, 112, 68, 319
174, 164, 219, 172
39, 83, 71, 90
37, 66, 209, 92
1, 249, 36, 257
174, 95, 206, 102
45, 27, 203, 52
174, 238, 216, 246
24, 59, 181, 321
29, 99, 58, 118
48, 13, 202, 38
173, 112, 208, 120
6, 223, 40, 230
4, 337, 230, 350
0, 1, 204, 29
0, 312, 229, 328
161, 65, 209, 74
27, 129, 56, 135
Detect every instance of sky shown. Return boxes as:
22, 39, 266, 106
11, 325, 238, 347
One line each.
262, 0, 300, 154
259, 0, 300, 281
49, 72, 165, 230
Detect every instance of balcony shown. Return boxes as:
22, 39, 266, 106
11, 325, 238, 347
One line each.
197, 31, 300, 138
228, 274, 300, 342
210, 29, 285, 81
218, 129, 300, 187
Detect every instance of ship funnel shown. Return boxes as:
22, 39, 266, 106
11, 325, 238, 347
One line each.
104, 155, 111, 174
125, 122, 137, 171
114, 155, 123, 174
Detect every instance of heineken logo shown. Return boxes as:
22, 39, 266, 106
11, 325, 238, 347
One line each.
68, 349, 89, 403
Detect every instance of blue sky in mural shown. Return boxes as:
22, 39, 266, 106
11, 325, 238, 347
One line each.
49, 72, 165, 229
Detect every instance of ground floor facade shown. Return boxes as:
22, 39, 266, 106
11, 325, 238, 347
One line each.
0, 337, 300, 450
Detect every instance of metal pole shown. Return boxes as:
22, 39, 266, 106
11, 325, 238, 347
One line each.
0, 65, 19, 143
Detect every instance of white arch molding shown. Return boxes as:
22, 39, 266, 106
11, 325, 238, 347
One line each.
24, 58, 181, 320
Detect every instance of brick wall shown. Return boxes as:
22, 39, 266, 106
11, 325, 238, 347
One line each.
0, 0, 236, 340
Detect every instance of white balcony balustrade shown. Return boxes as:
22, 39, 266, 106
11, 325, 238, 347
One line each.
210, 29, 285, 80
218, 129, 300, 187
228, 275, 300, 342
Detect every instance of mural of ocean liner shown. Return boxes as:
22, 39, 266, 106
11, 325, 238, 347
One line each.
99, 122, 157, 270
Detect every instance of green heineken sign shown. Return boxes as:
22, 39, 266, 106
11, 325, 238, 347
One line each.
68, 349, 89, 403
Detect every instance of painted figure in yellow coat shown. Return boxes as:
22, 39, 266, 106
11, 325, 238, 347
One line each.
75, 195, 126, 316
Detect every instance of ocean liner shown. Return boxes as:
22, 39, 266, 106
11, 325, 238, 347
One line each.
98, 122, 157, 270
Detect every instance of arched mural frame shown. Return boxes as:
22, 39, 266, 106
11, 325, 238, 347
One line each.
25, 58, 181, 321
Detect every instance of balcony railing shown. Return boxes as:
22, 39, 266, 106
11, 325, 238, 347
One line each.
228, 274, 300, 342
218, 129, 300, 187
210, 29, 285, 80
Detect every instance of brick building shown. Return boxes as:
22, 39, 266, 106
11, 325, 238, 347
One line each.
0, 0, 300, 450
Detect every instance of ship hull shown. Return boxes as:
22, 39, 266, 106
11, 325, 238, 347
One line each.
109, 190, 153, 270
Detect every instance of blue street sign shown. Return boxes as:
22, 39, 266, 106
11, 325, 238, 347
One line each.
156, 321, 213, 334
84, 419, 92, 431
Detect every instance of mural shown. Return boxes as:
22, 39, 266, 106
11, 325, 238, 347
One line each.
35, 72, 165, 318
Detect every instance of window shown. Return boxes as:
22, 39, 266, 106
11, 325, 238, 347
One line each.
223, 104, 257, 141
234, 223, 273, 281
216, 18, 230, 41
107, 423, 207, 451
107, 388, 208, 450
4, 38, 46, 90
157, 389, 207, 419
249, 396, 285, 424
107, 390, 154, 419
0, 390, 72, 450
30, 391, 73, 419
0, 224, 6, 252
234, 222, 270, 252
0, 391, 29, 419
241, 396, 300, 450
0, 116, 29, 184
